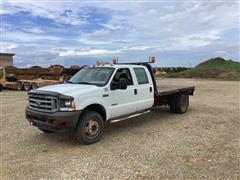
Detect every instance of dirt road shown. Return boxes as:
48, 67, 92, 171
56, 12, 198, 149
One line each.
1, 78, 239, 179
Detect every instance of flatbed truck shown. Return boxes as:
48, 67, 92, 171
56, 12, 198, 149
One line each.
25, 59, 195, 144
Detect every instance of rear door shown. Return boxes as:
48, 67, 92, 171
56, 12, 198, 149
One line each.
133, 67, 154, 111
108, 68, 138, 119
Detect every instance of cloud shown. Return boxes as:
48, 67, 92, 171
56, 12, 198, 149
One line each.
59, 49, 121, 56
1, 1, 239, 67
160, 30, 222, 51
0, 43, 17, 52
3, 30, 62, 42
2, 1, 86, 25
58, 46, 151, 56
22, 27, 45, 34
121, 46, 152, 51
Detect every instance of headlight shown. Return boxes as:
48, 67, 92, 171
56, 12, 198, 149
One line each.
59, 100, 76, 112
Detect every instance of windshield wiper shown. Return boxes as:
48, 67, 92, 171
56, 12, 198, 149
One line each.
66, 80, 73, 84
78, 81, 94, 85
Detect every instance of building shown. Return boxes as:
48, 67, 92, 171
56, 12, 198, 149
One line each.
0, 53, 15, 67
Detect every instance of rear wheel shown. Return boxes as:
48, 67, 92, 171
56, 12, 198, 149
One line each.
16, 82, 23, 91
170, 93, 189, 114
75, 111, 104, 145
169, 95, 177, 112
24, 82, 32, 91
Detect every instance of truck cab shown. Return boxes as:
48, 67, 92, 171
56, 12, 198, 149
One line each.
26, 63, 194, 144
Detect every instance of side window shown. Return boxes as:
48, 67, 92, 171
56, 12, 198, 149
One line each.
134, 68, 149, 85
112, 68, 133, 86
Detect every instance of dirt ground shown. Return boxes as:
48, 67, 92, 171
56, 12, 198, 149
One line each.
0, 78, 239, 179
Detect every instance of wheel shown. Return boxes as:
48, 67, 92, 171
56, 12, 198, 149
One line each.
24, 82, 32, 91
169, 95, 177, 112
173, 94, 189, 114
170, 94, 189, 113
38, 128, 54, 133
75, 111, 105, 145
16, 82, 23, 91
0, 84, 3, 91
32, 83, 39, 90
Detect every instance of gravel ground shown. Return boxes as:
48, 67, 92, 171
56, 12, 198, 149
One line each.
0, 78, 239, 179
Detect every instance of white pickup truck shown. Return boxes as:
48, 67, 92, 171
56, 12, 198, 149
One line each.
26, 61, 195, 144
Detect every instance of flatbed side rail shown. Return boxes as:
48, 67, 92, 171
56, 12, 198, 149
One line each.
155, 86, 195, 97
153, 86, 195, 107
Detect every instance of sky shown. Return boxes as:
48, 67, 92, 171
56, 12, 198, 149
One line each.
1, 0, 239, 67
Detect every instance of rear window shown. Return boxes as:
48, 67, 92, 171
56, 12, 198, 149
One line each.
134, 68, 149, 85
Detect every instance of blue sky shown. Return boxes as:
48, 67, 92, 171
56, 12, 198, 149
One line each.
1, 0, 239, 67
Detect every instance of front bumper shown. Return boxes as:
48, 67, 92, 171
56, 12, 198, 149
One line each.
25, 107, 82, 132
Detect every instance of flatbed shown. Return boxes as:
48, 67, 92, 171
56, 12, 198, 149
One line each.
154, 85, 195, 108
156, 85, 195, 96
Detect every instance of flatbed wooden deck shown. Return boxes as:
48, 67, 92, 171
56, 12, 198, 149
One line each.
153, 85, 195, 107
155, 85, 195, 97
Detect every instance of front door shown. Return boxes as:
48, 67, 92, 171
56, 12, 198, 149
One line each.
108, 68, 138, 119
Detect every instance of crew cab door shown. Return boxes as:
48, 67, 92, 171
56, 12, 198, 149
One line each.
108, 68, 138, 119
133, 67, 154, 111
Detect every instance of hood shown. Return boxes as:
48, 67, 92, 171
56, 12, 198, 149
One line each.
38, 83, 101, 97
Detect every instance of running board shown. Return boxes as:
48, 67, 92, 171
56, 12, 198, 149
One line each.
109, 110, 151, 123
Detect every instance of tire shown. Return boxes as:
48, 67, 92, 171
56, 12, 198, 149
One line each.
0, 84, 3, 91
174, 94, 189, 114
24, 82, 32, 91
32, 83, 39, 90
38, 128, 54, 133
169, 95, 177, 112
16, 82, 23, 91
75, 111, 105, 145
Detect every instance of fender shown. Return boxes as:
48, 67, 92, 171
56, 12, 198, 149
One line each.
75, 96, 110, 120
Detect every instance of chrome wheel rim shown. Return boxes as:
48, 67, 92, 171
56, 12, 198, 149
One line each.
85, 119, 99, 138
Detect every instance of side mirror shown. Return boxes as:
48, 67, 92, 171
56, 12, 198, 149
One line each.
110, 78, 128, 90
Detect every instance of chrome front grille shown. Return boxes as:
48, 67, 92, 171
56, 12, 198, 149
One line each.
28, 94, 58, 112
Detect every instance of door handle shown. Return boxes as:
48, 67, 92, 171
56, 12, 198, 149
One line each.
134, 89, 137, 95
150, 87, 152, 92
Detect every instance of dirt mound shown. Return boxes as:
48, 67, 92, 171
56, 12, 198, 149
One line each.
166, 57, 240, 80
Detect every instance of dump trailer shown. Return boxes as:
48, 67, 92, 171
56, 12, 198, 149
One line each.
0, 65, 80, 91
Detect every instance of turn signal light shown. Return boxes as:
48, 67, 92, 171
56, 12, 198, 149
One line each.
149, 56, 156, 63
112, 58, 118, 64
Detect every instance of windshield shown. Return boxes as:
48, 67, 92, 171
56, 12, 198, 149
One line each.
68, 67, 114, 86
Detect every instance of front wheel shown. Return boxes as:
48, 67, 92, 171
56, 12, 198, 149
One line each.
75, 111, 104, 145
